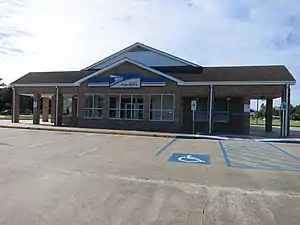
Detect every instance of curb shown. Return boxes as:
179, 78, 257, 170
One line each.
0, 125, 227, 140
258, 139, 300, 144
0, 125, 176, 138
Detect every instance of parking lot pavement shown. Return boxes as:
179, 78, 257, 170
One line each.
0, 128, 300, 225
272, 143, 300, 158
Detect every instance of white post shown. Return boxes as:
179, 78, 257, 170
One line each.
284, 84, 289, 136
208, 84, 213, 134
55, 86, 59, 126
192, 110, 195, 134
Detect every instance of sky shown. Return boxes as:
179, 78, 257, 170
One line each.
0, 0, 300, 109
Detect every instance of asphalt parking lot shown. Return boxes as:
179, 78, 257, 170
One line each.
0, 128, 300, 225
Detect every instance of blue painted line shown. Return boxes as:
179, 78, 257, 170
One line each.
221, 146, 284, 159
267, 143, 300, 162
224, 147, 295, 162
225, 150, 300, 168
219, 141, 232, 166
230, 161, 256, 169
230, 164, 300, 172
155, 138, 177, 156
222, 142, 291, 158
227, 154, 283, 169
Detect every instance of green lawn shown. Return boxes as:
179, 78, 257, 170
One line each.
0, 115, 34, 120
250, 118, 300, 127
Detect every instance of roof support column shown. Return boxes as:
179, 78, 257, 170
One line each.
265, 98, 273, 132
33, 93, 41, 124
11, 87, 20, 123
287, 85, 291, 136
51, 96, 55, 123
280, 84, 291, 137
42, 97, 50, 122
208, 84, 214, 134
54, 86, 63, 126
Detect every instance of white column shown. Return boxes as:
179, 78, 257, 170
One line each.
284, 84, 290, 137
208, 84, 213, 134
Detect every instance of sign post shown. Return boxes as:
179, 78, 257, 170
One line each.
281, 102, 287, 136
191, 100, 197, 134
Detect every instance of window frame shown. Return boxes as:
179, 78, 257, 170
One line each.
109, 94, 145, 121
84, 93, 104, 119
212, 98, 230, 123
149, 94, 175, 122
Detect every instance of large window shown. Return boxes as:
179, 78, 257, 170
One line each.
194, 98, 208, 122
150, 94, 174, 121
109, 95, 144, 120
213, 98, 229, 122
63, 95, 72, 116
84, 94, 103, 119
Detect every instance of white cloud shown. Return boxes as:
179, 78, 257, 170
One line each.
1, 0, 299, 104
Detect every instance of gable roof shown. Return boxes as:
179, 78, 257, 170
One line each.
152, 66, 203, 74
162, 65, 296, 84
75, 58, 183, 85
10, 64, 296, 87
82, 42, 199, 70
10, 71, 95, 86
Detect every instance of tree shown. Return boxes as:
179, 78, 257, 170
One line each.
0, 78, 6, 88
257, 103, 266, 118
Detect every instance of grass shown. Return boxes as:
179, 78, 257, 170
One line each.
0, 114, 34, 120
250, 118, 300, 127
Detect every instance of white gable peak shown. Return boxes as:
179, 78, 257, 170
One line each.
83, 42, 199, 70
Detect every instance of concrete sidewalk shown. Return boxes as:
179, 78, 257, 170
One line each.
0, 120, 228, 140
0, 120, 299, 142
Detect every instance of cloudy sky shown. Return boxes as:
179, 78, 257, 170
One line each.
1, 0, 299, 108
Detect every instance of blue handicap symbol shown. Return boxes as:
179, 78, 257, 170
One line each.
168, 153, 211, 165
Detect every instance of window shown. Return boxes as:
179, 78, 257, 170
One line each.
194, 98, 208, 122
63, 95, 72, 116
150, 94, 174, 121
84, 94, 103, 119
109, 94, 144, 120
213, 98, 229, 122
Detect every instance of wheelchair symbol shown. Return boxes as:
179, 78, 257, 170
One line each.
178, 154, 205, 163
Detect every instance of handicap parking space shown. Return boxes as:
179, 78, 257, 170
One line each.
155, 138, 227, 167
271, 143, 300, 158
219, 140, 300, 172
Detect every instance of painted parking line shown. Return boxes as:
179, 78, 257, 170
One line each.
219, 140, 300, 172
28, 141, 56, 148
155, 138, 177, 156
78, 147, 99, 156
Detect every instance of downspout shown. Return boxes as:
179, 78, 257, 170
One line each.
55, 85, 59, 126
208, 84, 213, 134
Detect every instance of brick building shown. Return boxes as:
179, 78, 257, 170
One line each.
10, 43, 296, 136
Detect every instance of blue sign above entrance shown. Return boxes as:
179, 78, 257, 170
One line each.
168, 153, 211, 165
88, 74, 166, 88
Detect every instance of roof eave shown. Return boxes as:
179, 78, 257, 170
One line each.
178, 81, 296, 86
75, 58, 184, 85
9, 83, 79, 87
